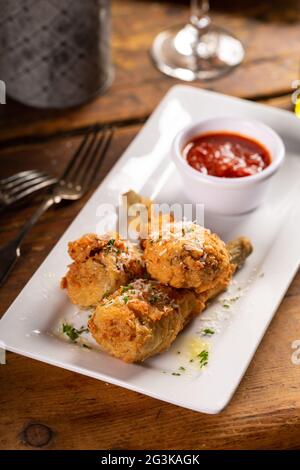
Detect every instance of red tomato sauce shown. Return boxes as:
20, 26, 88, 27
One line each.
184, 132, 271, 178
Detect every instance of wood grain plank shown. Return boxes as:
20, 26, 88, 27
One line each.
0, 123, 300, 450
1, 280, 300, 450
1, 0, 300, 451
0, 0, 299, 141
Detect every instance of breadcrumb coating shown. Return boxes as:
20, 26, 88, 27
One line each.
88, 279, 203, 363
61, 233, 145, 308
88, 236, 252, 363
143, 221, 233, 293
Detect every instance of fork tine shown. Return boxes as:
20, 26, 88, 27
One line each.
8, 178, 57, 204
0, 170, 45, 190
8, 174, 54, 197
80, 127, 114, 191
72, 127, 108, 187
0, 170, 40, 185
60, 128, 98, 183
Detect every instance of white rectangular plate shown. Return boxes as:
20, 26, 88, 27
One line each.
1, 85, 300, 414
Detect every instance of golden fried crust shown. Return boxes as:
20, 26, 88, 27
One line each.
88, 279, 204, 363
88, 237, 253, 363
68, 233, 106, 262
61, 233, 145, 308
143, 222, 233, 294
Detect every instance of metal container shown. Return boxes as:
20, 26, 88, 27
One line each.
0, 0, 113, 108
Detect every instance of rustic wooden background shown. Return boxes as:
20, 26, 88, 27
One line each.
0, 0, 300, 450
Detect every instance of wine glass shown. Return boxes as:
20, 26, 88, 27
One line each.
151, 0, 244, 81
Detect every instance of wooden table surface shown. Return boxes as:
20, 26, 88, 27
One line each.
1, 0, 300, 450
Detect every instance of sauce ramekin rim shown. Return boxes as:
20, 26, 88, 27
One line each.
172, 117, 285, 186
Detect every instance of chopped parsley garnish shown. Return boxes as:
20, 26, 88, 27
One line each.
198, 349, 209, 368
223, 303, 230, 309
201, 328, 215, 336
179, 367, 186, 372
103, 291, 110, 299
105, 238, 121, 254
172, 372, 181, 376
62, 324, 88, 342
122, 295, 129, 304
121, 284, 133, 294
149, 293, 160, 304
189, 359, 194, 363
177, 351, 181, 355
82, 344, 91, 349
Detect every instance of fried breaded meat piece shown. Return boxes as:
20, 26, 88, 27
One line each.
88, 279, 203, 363
61, 233, 145, 308
89, 236, 252, 363
143, 221, 233, 294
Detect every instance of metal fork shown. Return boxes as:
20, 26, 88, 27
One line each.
0, 170, 57, 209
0, 126, 114, 286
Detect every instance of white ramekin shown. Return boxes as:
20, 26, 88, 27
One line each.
172, 117, 285, 215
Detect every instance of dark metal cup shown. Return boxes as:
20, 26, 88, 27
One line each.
0, 0, 113, 108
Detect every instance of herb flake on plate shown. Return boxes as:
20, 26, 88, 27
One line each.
198, 349, 209, 368
62, 323, 88, 342
201, 328, 215, 336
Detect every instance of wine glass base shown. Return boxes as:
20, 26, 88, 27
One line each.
151, 23, 245, 81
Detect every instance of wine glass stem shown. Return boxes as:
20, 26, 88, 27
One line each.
190, 0, 211, 30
